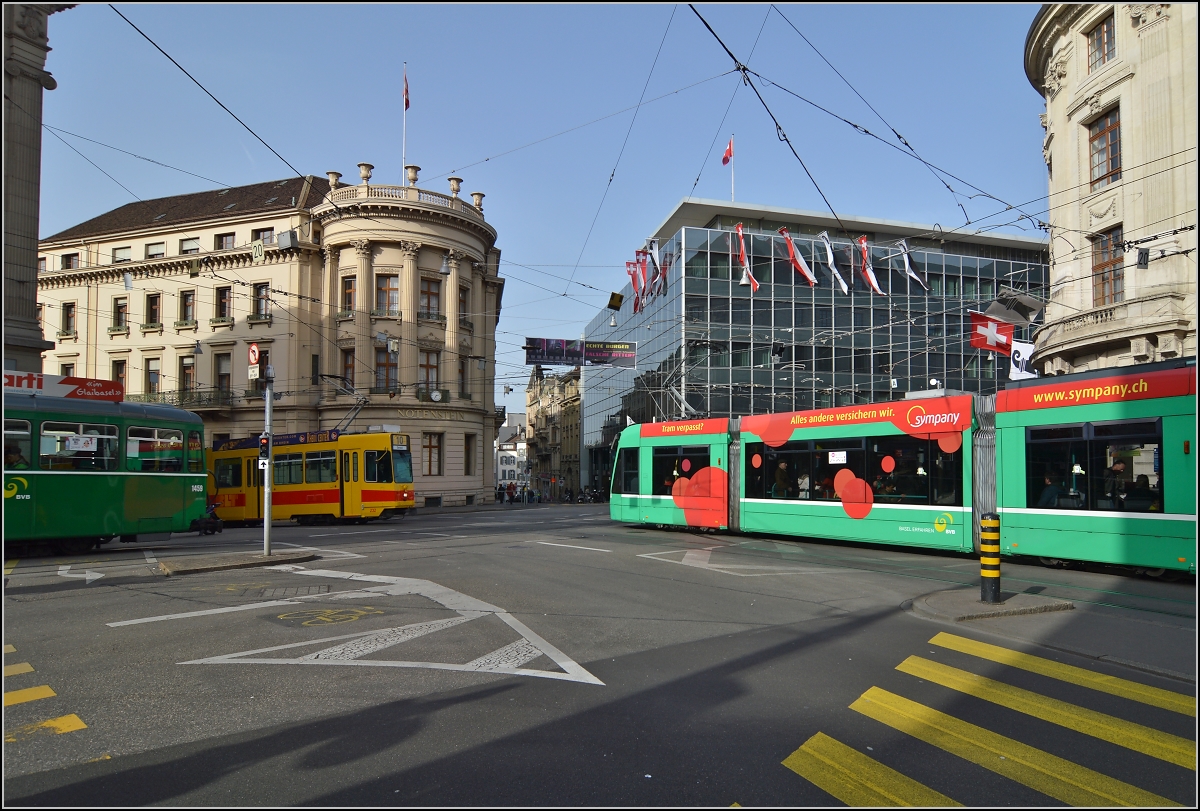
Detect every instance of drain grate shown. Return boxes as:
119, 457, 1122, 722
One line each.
250, 585, 332, 598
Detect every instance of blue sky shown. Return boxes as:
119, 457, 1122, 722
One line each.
39, 4, 1047, 413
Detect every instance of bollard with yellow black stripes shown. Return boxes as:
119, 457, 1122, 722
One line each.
980, 512, 1001, 604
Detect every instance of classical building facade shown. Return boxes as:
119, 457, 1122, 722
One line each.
36, 166, 505, 507
526, 365, 580, 500
4, 3, 71, 371
494, 412, 527, 490
1025, 3, 1196, 373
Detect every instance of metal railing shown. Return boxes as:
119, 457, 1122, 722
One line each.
57, 329, 77, 338
246, 313, 272, 323
106, 325, 128, 334
174, 319, 198, 329
139, 322, 163, 330
336, 310, 355, 320
127, 389, 236, 408
371, 308, 401, 318
209, 316, 234, 325
369, 383, 403, 395
416, 386, 451, 402
459, 316, 475, 332
417, 310, 446, 324
324, 184, 484, 221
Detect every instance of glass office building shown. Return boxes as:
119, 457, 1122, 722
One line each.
582, 200, 1049, 487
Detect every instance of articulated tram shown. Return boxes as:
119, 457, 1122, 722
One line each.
209, 428, 415, 525
611, 358, 1196, 575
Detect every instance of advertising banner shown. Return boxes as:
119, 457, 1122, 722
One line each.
997, 366, 1195, 413
639, 418, 729, 438
3, 372, 124, 401
525, 339, 636, 367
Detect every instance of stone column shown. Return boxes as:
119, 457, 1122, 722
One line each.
397, 241, 421, 394
445, 251, 464, 390
323, 243, 340, 392
351, 239, 371, 387
471, 262, 485, 399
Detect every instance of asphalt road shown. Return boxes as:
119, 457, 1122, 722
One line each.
4, 504, 1196, 806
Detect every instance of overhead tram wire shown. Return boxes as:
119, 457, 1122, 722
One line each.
768, 4, 970, 225
688, 4, 855, 243
563, 4, 677, 297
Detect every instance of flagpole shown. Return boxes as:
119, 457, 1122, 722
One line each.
402, 62, 407, 178
730, 133, 734, 202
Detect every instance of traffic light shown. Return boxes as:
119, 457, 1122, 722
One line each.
258, 434, 271, 460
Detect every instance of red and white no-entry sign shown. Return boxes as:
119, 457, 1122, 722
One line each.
248, 343, 260, 365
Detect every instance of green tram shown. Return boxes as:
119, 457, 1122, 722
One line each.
609, 358, 1196, 576
3, 393, 208, 554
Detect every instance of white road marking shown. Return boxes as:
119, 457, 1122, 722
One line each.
275, 542, 365, 560
301, 615, 479, 661
143, 550, 158, 564
57, 565, 104, 584
537, 541, 612, 553
636, 550, 843, 577
108, 600, 301, 626
307, 529, 394, 538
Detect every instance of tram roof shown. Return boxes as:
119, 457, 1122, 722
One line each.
1003, 357, 1196, 391
2, 393, 203, 424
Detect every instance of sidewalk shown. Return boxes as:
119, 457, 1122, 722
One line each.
909, 586, 1196, 684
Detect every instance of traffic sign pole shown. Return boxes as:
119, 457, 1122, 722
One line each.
263, 367, 273, 556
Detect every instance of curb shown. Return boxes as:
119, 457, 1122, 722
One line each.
910, 588, 1074, 622
159, 551, 316, 576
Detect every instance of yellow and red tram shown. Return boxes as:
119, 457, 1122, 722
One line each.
209, 428, 415, 524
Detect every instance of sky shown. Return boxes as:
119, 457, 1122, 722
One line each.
38, 3, 1049, 414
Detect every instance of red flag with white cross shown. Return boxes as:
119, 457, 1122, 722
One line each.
969, 311, 1015, 356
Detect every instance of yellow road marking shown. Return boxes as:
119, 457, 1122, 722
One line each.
898, 656, 1195, 770
3, 684, 56, 707
3, 644, 15, 654
4, 662, 34, 677
4, 713, 87, 743
851, 687, 1179, 807
929, 632, 1196, 717
4, 559, 17, 575
783, 731, 961, 806
87, 753, 112, 762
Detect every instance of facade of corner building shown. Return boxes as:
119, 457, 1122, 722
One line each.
36, 167, 506, 508
1024, 3, 1197, 373
580, 199, 1050, 490
494, 412, 528, 491
526, 365, 580, 501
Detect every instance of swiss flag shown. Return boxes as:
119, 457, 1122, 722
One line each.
969, 312, 1014, 355
722, 137, 733, 166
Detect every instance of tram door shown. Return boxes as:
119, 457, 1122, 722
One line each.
340, 450, 361, 519
245, 458, 262, 521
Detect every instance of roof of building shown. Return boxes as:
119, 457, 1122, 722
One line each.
651, 198, 1048, 251
41, 175, 333, 243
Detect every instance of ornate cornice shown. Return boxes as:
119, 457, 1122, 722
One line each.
35, 245, 317, 291
315, 203, 497, 250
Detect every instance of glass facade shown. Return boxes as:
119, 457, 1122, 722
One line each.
582, 214, 1048, 487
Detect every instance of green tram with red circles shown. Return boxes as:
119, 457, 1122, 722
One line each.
3, 393, 208, 554
609, 358, 1196, 576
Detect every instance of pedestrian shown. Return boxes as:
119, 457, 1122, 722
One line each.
506, 481, 516, 504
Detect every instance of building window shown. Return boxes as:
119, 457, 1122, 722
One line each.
216, 287, 232, 318
215, 233, 235, 250
146, 358, 161, 393
145, 294, 161, 325
1093, 226, 1124, 307
342, 348, 355, 386
1088, 15, 1115, 73
112, 246, 131, 263
180, 290, 195, 321
179, 356, 195, 391
464, 434, 476, 477
38, 257, 46, 273
342, 277, 356, 311
376, 275, 399, 313
146, 242, 165, 259
458, 286, 470, 319
252, 227, 275, 244
61, 254, 80, 270
112, 359, 126, 388
420, 278, 440, 316
253, 283, 269, 316
112, 297, 127, 328
420, 350, 439, 387
458, 358, 469, 395
311, 354, 320, 386
60, 363, 75, 377
1089, 107, 1121, 190
215, 353, 231, 392
250, 349, 270, 393
62, 303, 76, 333
180, 238, 200, 255
422, 433, 443, 476
375, 348, 398, 389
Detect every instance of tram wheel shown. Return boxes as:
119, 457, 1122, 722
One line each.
1038, 557, 1066, 568
58, 538, 97, 556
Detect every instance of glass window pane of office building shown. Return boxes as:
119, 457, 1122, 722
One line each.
583, 224, 1046, 487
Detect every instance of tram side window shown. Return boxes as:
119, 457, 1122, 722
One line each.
274, 453, 303, 485
187, 431, 204, 473
214, 458, 242, 488
392, 450, 413, 483
869, 435, 929, 504
365, 450, 393, 483
41, 422, 119, 471
652, 445, 711, 495
929, 441, 964, 507
4, 419, 32, 470
127, 426, 183, 472
1025, 426, 1087, 509
305, 450, 338, 483
747, 440, 812, 500
1089, 421, 1163, 512
611, 447, 640, 495
811, 440, 865, 500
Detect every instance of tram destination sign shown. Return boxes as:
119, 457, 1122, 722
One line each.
524, 338, 636, 367
3, 372, 124, 401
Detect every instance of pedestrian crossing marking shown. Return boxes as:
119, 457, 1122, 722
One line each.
3, 684, 56, 707
3, 662, 34, 677
897, 656, 1196, 770
4, 713, 87, 743
929, 632, 1196, 717
2, 644, 15, 654
782, 731, 961, 807
850, 687, 1180, 807
3, 559, 17, 576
